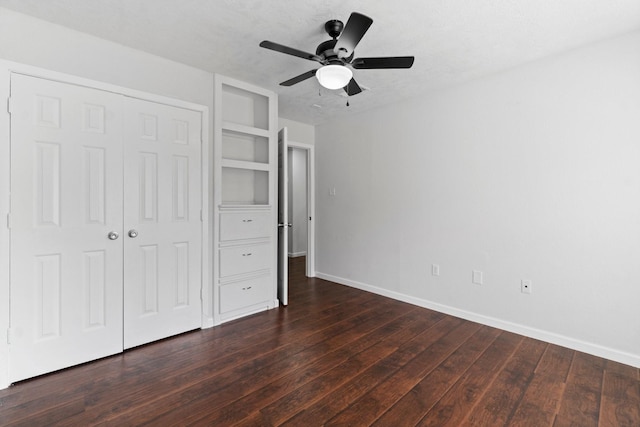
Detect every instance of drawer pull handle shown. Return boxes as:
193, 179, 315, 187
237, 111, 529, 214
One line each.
242, 253, 252, 257
242, 219, 253, 223
242, 286, 252, 290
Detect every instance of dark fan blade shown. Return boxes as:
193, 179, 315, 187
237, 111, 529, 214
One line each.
344, 78, 362, 96
280, 69, 317, 86
333, 12, 373, 57
351, 56, 414, 69
260, 41, 323, 63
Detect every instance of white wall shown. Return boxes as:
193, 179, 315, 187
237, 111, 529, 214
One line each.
0, 9, 213, 107
279, 117, 315, 146
315, 31, 640, 367
289, 148, 308, 256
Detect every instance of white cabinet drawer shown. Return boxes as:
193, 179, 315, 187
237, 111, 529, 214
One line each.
219, 243, 270, 278
220, 211, 271, 241
219, 275, 271, 313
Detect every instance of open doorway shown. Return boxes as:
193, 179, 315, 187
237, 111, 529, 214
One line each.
287, 142, 315, 278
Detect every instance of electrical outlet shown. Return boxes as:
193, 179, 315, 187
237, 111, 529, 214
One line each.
431, 264, 440, 276
521, 280, 532, 294
472, 270, 483, 285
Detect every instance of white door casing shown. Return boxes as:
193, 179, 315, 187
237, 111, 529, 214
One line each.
286, 140, 316, 278
9, 74, 124, 382
277, 127, 289, 306
123, 97, 203, 349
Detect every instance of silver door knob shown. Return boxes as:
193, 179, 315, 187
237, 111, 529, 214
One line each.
128, 229, 138, 238
108, 231, 119, 240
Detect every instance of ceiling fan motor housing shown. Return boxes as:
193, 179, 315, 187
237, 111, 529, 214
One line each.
316, 39, 354, 63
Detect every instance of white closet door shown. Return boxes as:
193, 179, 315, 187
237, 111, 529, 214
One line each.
122, 97, 202, 349
9, 74, 124, 382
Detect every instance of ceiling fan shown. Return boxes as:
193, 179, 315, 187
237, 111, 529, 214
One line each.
259, 12, 415, 96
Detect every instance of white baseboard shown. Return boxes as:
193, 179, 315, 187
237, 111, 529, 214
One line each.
288, 252, 307, 258
201, 316, 215, 329
316, 271, 640, 368
0, 369, 7, 390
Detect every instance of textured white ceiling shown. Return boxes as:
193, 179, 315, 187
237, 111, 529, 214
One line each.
1, 0, 640, 124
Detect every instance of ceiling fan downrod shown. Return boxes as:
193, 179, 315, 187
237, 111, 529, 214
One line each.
325, 19, 344, 39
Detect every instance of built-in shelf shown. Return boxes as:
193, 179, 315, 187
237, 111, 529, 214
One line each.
221, 159, 270, 171
214, 74, 277, 325
221, 83, 269, 130
221, 168, 268, 205
222, 129, 269, 164
222, 121, 270, 138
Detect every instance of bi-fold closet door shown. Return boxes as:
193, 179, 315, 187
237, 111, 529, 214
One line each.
8, 74, 202, 383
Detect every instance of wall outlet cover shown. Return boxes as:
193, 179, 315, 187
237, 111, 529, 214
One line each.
431, 264, 440, 276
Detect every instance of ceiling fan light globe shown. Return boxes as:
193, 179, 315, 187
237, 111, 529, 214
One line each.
316, 65, 352, 90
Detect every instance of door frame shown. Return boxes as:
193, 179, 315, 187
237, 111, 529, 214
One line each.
287, 141, 316, 277
0, 60, 211, 389
278, 128, 289, 306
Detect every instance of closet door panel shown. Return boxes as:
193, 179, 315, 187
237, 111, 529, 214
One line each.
123, 98, 202, 349
9, 74, 124, 383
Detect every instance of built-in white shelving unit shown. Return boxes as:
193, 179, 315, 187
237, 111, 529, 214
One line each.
213, 75, 278, 324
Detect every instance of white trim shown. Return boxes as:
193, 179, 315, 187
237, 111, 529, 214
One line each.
3, 62, 205, 112
199, 93, 213, 329
216, 74, 276, 99
316, 271, 640, 369
288, 252, 307, 258
0, 63, 11, 390
287, 141, 316, 278
0, 60, 211, 389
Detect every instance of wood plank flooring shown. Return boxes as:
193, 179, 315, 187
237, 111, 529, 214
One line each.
1, 256, 639, 426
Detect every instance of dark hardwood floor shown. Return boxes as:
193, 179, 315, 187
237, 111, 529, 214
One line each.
1, 256, 639, 426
